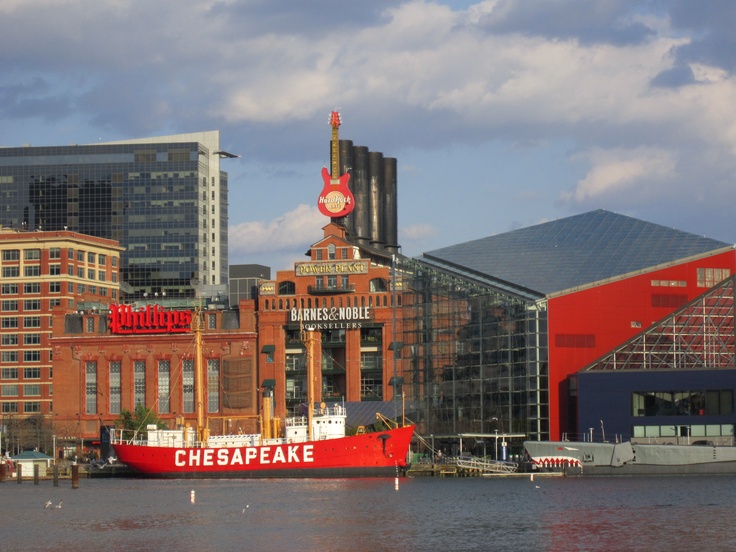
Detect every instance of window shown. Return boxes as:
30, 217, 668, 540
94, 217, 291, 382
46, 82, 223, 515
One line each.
112, 257, 118, 267
49, 264, 61, 276
316, 250, 323, 261
1, 368, 18, 379
208, 313, 216, 329
1, 250, 19, 261
86, 318, 94, 333
77, 251, 84, 262
328, 244, 336, 260
1, 300, 18, 312
23, 351, 41, 362
50, 247, 61, 259
278, 281, 296, 295
98, 254, 106, 265
98, 271, 106, 282
78, 267, 84, 278
85, 362, 97, 414
88, 252, 96, 263
24, 367, 41, 379
2, 352, 18, 363
1, 284, 18, 294
1, 317, 18, 329
24, 401, 41, 413
24, 316, 41, 328
50, 282, 61, 293
49, 299, 61, 307
134, 361, 146, 406
183, 359, 194, 413
207, 359, 220, 413
2, 267, 19, 278
697, 267, 731, 288
2, 385, 18, 397
24, 300, 41, 311
109, 361, 121, 414
24, 249, 41, 260
158, 360, 170, 413
24, 266, 40, 277
2, 402, 18, 413
24, 283, 40, 294
24, 334, 41, 345
88, 269, 96, 280
24, 384, 41, 396
2, 335, 18, 346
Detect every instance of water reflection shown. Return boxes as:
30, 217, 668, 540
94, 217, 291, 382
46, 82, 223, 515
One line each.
5, 476, 736, 551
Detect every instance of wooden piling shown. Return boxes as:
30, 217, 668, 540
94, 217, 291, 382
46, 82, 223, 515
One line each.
34, 464, 40, 485
53, 464, 59, 487
71, 464, 79, 489
17, 463, 22, 483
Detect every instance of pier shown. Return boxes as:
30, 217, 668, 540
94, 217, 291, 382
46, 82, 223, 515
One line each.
407, 455, 563, 478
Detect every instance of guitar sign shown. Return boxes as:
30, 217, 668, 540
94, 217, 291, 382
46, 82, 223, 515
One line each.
317, 111, 355, 218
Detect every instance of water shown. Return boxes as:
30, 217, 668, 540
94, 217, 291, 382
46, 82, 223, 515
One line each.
4, 475, 736, 551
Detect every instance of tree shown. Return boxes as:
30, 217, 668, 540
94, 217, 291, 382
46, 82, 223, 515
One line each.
116, 405, 166, 436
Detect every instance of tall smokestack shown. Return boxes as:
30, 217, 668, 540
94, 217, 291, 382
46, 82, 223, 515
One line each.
384, 157, 399, 254
368, 151, 386, 250
349, 145, 370, 245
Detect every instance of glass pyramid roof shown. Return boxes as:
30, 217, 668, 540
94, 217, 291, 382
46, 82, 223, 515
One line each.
584, 275, 736, 372
422, 210, 732, 296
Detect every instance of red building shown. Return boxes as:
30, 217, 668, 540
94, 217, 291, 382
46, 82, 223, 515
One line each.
50, 300, 258, 454
257, 222, 402, 422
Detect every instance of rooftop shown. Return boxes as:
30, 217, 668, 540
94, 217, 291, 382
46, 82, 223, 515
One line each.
421, 210, 733, 296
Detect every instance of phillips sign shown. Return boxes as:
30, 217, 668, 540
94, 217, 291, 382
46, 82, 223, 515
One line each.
109, 304, 193, 334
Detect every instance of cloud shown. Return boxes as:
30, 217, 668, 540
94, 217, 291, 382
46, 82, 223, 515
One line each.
229, 204, 324, 261
561, 147, 676, 203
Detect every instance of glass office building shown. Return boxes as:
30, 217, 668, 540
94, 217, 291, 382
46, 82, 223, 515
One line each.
394, 256, 549, 442
0, 132, 230, 298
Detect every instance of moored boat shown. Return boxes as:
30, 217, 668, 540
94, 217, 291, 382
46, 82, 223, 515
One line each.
111, 308, 414, 478
524, 439, 736, 475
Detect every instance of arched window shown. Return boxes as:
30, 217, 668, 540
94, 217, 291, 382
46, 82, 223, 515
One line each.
369, 278, 388, 292
279, 281, 296, 295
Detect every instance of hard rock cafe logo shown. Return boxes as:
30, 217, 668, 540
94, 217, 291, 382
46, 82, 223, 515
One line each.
109, 304, 193, 334
318, 190, 352, 214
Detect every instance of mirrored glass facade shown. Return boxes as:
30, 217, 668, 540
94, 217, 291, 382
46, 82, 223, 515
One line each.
395, 257, 549, 441
0, 132, 228, 298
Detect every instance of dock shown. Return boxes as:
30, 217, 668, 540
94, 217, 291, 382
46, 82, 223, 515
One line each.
407, 456, 564, 478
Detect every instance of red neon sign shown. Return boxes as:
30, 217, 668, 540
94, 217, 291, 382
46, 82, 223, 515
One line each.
109, 304, 193, 334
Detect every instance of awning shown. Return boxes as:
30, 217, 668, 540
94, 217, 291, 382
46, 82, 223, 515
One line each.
261, 345, 275, 353
261, 379, 276, 389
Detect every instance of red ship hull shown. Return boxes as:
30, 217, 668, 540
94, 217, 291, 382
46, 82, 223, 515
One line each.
113, 425, 415, 478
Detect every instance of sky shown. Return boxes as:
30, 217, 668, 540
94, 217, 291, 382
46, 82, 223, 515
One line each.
2, 0, 736, 272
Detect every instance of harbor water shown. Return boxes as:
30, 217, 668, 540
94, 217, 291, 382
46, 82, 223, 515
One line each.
4, 474, 736, 551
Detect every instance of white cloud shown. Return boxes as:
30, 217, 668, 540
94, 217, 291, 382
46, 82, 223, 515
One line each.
229, 204, 323, 258
561, 147, 676, 203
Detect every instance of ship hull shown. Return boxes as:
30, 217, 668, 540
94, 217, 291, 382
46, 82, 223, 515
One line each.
524, 440, 736, 476
113, 425, 415, 479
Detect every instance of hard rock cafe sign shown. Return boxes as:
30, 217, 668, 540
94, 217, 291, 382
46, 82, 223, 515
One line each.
317, 111, 355, 218
109, 304, 193, 334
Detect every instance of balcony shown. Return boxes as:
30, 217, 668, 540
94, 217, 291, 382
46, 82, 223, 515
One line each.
307, 283, 356, 295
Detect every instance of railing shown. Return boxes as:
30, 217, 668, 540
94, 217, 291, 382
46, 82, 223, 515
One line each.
455, 455, 518, 474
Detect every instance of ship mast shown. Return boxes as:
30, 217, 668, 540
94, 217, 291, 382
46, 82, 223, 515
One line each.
193, 305, 208, 444
301, 325, 315, 442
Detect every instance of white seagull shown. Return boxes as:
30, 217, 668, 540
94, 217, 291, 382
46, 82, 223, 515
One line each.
55, 500, 63, 509
44, 500, 53, 509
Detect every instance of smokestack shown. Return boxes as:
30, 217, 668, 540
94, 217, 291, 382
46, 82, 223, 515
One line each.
384, 157, 399, 254
349, 145, 370, 245
368, 151, 386, 250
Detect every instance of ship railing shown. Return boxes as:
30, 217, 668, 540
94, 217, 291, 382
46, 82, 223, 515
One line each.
110, 428, 206, 448
561, 432, 626, 444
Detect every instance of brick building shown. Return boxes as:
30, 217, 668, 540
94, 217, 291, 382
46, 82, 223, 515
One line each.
49, 300, 258, 451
